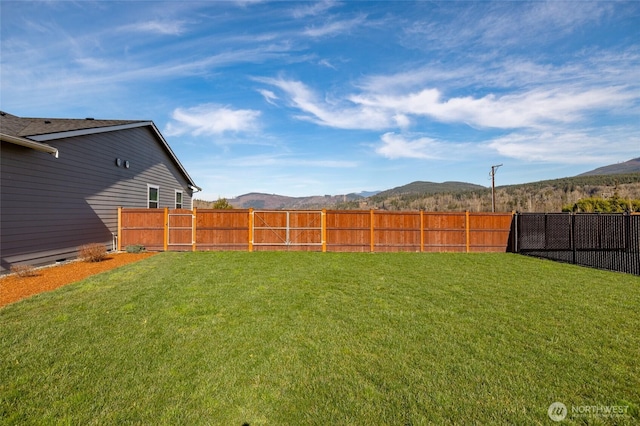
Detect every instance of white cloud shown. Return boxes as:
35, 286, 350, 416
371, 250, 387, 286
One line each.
393, 114, 411, 129
303, 15, 366, 38
402, 1, 612, 52
165, 104, 261, 136
1, 44, 296, 112
357, 50, 640, 95
260, 76, 636, 132
255, 77, 393, 129
480, 1, 612, 45
375, 132, 474, 160
291, 0, 338, 18
233, 0, 268, 7
486, 130, 640, 164
318, 59, 337, 70
257, 89, 279, 106
355, 86, 634, 129
119, 20, 188, 36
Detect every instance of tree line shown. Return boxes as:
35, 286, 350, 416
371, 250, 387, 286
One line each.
344, 173, 640, 212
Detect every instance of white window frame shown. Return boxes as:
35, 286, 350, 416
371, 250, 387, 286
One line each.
175, 190, 184, 209
147, 184, 160, 209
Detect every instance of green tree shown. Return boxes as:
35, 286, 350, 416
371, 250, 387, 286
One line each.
563, 195, 640, 213
211, 198, 234, 209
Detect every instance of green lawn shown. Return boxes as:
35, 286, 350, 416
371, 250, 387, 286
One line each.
1, 252, 639, 425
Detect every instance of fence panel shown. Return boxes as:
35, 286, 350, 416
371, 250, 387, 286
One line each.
167, 209, 194, 251
516, 213, 640, 275
288, 211, 323, 247
197, 209, 249, 251
325, 210, 371, 252
119, 208, 165, 251
252, 211, 288, 250
423, 212, 466, 252
469, 213, 515, 252
373, 211, 421, 252
517, 214, 546, 250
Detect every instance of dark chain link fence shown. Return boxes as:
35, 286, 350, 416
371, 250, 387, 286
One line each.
515, 213, 640, 275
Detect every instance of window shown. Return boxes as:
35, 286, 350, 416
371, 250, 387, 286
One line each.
175, 190, 183, 209
148, 185, 159, 208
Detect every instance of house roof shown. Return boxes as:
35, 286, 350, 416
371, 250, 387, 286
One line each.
0, 111, 200, 191
0, 111, 145, 137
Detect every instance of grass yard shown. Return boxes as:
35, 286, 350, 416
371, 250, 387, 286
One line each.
1, 252, 639, 425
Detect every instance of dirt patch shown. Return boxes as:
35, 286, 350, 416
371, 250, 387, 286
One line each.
0, 252, 157, 308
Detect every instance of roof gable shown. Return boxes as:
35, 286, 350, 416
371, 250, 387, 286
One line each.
0, 111, 200, 191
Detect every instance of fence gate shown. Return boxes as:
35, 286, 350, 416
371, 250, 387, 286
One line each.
168, 211, 195, 250
251, 210, 323, 250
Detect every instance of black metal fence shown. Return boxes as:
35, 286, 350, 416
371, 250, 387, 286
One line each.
515, 213, 640, 275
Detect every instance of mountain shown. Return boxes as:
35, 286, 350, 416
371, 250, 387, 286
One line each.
579, 157, 640, 176
356, 190, 381, 197
364, 173, 640, 212
373, 181, 486, 198
204, 192, 364, 210
196, 182, 482, 210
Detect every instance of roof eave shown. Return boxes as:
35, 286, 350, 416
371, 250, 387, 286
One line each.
148, 122, 201, 191
0, 133, 59, 158
27, 122, 152, 142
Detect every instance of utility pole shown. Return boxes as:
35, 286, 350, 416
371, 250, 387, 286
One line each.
490, 164, 503, 212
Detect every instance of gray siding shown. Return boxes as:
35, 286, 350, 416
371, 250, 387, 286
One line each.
1, 126, 194, 272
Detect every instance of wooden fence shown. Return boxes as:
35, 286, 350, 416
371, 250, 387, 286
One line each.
118, 208, 514, 253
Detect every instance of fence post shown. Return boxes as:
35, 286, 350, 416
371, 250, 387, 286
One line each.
248, 208, 254, 252
465, 211, 470, 253
571, 213, 576, 265
420, 210, 424, 252
192, 207, 197, 252
163, 207, 169, 252
370, 209, 375, 253
513, 211, 518, 253
117, 207, 122, 251
624, 212, 630, 253
322, 209, 327, 253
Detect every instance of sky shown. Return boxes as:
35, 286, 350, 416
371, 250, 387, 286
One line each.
1, 1, 639, 200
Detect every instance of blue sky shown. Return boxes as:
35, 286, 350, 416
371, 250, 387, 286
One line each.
1, 1, 639, 200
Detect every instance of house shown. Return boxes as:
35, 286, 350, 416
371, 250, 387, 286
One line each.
0, 111, 200, 272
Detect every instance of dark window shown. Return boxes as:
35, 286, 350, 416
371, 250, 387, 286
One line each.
148, 185, 159, 208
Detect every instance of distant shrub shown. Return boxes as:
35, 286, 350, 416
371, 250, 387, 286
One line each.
211, 197, 234, 209
79, 243, 108, 262
125, 244, 146, 253
10, 264, 38, 278
562, 195, 640, 213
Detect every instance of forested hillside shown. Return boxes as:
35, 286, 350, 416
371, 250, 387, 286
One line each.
374, 181, 485, 198
341, 173, 640, 212
578, 157, 640, 176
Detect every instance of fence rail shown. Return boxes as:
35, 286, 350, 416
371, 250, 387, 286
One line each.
515, 212, 640, 275
118, 208, 514, 253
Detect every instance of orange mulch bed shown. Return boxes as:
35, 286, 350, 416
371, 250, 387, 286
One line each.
0, 252, 157, 308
